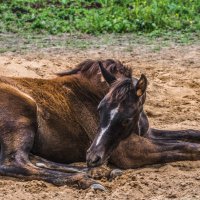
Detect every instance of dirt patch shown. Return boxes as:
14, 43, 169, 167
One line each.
0, 39, 199, 199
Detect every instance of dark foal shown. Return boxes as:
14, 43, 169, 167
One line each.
0, 59, 131, 189
87, 62, 200, 169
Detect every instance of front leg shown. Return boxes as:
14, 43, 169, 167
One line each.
30, 154, 88, 173
109, 134, 200, 169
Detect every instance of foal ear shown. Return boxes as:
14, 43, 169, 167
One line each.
98, 61, 116, 85
136, 74, 147, 97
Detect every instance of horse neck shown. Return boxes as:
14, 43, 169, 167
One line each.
55, 75, 109, 140
56, 74, 108, 106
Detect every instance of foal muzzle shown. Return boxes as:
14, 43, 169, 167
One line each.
86, 148, 105, 167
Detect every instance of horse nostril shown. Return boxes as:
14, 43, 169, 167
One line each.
87, 155, 102, 167
93, 155, 101, 164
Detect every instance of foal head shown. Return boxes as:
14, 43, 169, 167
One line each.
87, 62, 147, 167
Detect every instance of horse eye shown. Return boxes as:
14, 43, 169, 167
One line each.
97, 107, 103, 114
122, 118, 132, 127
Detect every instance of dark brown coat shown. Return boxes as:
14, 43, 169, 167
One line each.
0, 59, 129, 189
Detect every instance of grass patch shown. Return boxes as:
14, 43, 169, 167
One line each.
0, 0, 199, 35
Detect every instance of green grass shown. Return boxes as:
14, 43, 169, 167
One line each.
0, 0, 199, 35
0, 31, 198, 54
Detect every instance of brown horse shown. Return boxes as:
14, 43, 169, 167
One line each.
0, 59, 130, 189
87, 62, 200, 169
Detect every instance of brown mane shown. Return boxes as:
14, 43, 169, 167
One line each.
108, 78, 133, 103
56, 59, 132, 79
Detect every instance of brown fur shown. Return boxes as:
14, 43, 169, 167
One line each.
0, 76, 102, 162
0, 59, 132, 188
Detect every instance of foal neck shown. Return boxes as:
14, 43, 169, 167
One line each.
56, 74, 108, 104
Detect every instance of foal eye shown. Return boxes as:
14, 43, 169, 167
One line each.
122, 118, 132, 127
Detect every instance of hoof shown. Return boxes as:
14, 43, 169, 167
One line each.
109, 169, 123, 180
90, 183, 106, 191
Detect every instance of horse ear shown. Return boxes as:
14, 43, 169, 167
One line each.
136, 74, 147, 97
98, 61, 116, 85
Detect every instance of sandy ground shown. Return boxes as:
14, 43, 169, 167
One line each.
0, 36, 200, 199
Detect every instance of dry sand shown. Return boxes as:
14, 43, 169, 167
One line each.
0, 40, 199, 200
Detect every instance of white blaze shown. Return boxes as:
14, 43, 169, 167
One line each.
96, 105, 120, 146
